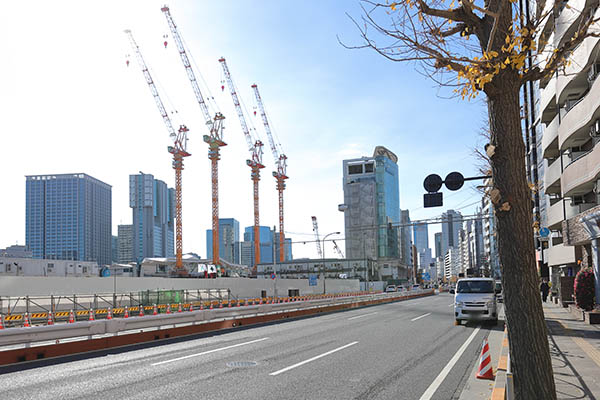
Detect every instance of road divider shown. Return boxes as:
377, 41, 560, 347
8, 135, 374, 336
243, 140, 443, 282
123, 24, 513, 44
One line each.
269, 341, 358, 376
0, 289, 434, 366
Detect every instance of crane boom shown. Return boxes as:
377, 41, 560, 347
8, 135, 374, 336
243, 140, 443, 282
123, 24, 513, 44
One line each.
161, 6, 226, 269
125, 29, 189, 275
311, 216, 323, 259
219, 58, 264, 271
252, 84, 288, 263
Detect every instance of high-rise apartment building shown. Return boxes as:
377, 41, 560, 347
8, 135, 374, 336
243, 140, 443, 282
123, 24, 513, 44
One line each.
441, 210, 463, 257
129, 173, 174, 263
25, 173, 112, 265
400, 209, 412, 268
117, 224, 134, 263
538, 1, 600, 287
206, 218, 241, 264
434, 232, 442, 259
413, 223, 432, 269
342, 146, 400, 264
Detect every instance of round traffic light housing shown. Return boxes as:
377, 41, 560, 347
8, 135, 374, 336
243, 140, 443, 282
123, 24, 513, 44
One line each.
423, 174, 443, 193
445, 172, 465, 191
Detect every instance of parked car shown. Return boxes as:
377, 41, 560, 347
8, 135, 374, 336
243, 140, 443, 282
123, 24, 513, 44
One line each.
453, 278, 498, 325
411, 284, 421, 291
385, 285, 397, 293
397, 285, 407, 292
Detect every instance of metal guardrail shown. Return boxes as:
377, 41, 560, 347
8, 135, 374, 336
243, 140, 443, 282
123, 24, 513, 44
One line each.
0, 290, 433, 348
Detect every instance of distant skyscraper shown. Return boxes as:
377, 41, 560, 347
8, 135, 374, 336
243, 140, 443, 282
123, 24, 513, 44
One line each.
117, 224, 134, 263
441, 210, 463, 257
413, 223, 431, 268
242, 226, 292, 267
26, 173, 112, 265
434, 232, 442, 259
206, 218, 240, 264
342, 146, 400, 261
111, 236, 118, 263
400, 209, 412, 267
129, 173, 174, 263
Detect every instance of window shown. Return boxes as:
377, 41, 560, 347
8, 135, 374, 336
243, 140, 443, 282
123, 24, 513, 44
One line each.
47, 263, 54, 271
82, 266, 88, 273
364, 162, 374, 173
348, 164, 363, 175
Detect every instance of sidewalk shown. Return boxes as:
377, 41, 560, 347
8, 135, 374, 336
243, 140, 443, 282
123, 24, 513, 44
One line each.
543, 301, 600, 399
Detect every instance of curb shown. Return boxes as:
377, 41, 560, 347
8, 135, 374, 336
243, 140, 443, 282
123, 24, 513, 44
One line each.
490, 326, 509, 400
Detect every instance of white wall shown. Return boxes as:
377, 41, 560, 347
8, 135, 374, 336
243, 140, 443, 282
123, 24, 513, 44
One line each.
0, 276, 360, 298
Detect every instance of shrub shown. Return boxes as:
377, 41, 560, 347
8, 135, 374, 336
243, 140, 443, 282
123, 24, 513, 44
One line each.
574, 268, 596, 311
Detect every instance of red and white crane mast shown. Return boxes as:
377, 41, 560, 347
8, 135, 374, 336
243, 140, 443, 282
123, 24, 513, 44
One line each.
125, 29, 189, 276
161, 6, 226, 269
219, 58, 264, 271
251, 84, 288, 263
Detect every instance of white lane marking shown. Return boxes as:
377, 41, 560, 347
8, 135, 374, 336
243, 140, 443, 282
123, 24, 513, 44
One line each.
448, 304, 455, 307
269, 341, 358, 376
348, 312, 378, 320
418, 327, 481, 400
152, 337, 270, 366
411, 313, 432, 322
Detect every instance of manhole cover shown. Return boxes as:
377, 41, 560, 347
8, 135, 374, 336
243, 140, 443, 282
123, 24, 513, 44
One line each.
226, 361, 258, 368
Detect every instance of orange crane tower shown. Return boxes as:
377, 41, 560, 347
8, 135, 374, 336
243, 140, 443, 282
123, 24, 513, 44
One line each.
251, 84, 288, 262
161, 6, 226, 268
218, 58, 264, 271
125, 29, 189, 276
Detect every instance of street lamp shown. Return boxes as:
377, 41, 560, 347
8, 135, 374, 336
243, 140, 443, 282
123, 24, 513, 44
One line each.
322, 231, 340, 294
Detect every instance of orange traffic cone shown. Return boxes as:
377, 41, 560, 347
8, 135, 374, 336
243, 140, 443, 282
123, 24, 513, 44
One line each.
139, 305, 144, 317
153, 304, 158, 315
476, 338, 494, 380
166, 304, 172, 314
178, 303, 183, 313
259, 298, 263, 305
68, 309, 75, 323
107, 307, 113, 320
124, 306, 129, 319
23, 312, 31, 327
199, 302, 204, 310
219, 301, 223, 309
0, 314, 5, 330
209, 302, 213, 309
189, 304, 193, 312
47, 311, 54, 325
88, 309, 95, 321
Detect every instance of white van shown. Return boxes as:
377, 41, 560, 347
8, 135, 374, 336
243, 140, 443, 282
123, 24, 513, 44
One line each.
452, 278, 498, 325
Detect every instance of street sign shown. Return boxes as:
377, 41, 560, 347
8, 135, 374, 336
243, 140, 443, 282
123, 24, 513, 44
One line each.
309, 274, 318, 286
444, 172, 465, 191
539, 227, 550, 237
423, 272, 431, 281
271, 273, 276, 280
424, 192, 443, 207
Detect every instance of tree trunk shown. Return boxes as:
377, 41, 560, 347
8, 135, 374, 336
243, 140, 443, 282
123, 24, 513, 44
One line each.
486, 79, 556, 399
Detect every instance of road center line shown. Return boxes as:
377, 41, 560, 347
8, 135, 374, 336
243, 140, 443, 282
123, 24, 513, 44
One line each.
269, 341, 358, 376
411, 313, 432, 321
348, 312, 378, 320
418, 327, 481, 400
152, 337, 270, 366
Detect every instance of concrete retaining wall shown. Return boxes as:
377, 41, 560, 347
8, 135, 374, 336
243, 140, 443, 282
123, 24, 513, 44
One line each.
0, 276, 359, 298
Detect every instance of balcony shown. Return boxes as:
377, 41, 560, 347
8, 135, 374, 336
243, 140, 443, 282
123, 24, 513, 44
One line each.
541, 76, 557, 124
562, 143, 600, 197
554, 0, 591, 48
542, 115, 560, 159
557, 36, 600, 105
558, 74, 600, 150
547, 199, 584, 230
546, 243, 577, 267
544, 158, 562, 194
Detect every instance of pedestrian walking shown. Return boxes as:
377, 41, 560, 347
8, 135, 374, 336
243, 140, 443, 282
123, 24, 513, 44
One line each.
540, 280, 549, 302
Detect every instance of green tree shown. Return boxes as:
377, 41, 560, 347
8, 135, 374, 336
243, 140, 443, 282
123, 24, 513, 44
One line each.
348, 1, 600, 398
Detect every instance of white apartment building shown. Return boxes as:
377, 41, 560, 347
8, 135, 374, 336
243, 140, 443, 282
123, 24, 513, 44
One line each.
444, 248, 461, 281
539, 1, 600, 285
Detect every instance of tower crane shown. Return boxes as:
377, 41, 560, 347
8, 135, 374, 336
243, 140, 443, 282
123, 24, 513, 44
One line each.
161, 5, 226, 268
125, 29, 189, 276
218, 58, 264, 272
311, 216, 323, 259
251, 84, 288, 262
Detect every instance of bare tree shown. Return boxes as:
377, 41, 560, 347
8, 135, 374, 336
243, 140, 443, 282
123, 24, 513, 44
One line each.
345, 1, 600, 398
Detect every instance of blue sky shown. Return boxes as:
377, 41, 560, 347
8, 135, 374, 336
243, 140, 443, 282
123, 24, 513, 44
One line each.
0, 1, 486, 259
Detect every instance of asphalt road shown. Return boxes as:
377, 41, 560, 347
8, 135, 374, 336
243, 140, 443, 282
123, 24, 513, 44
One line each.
0, 292, 494, 400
